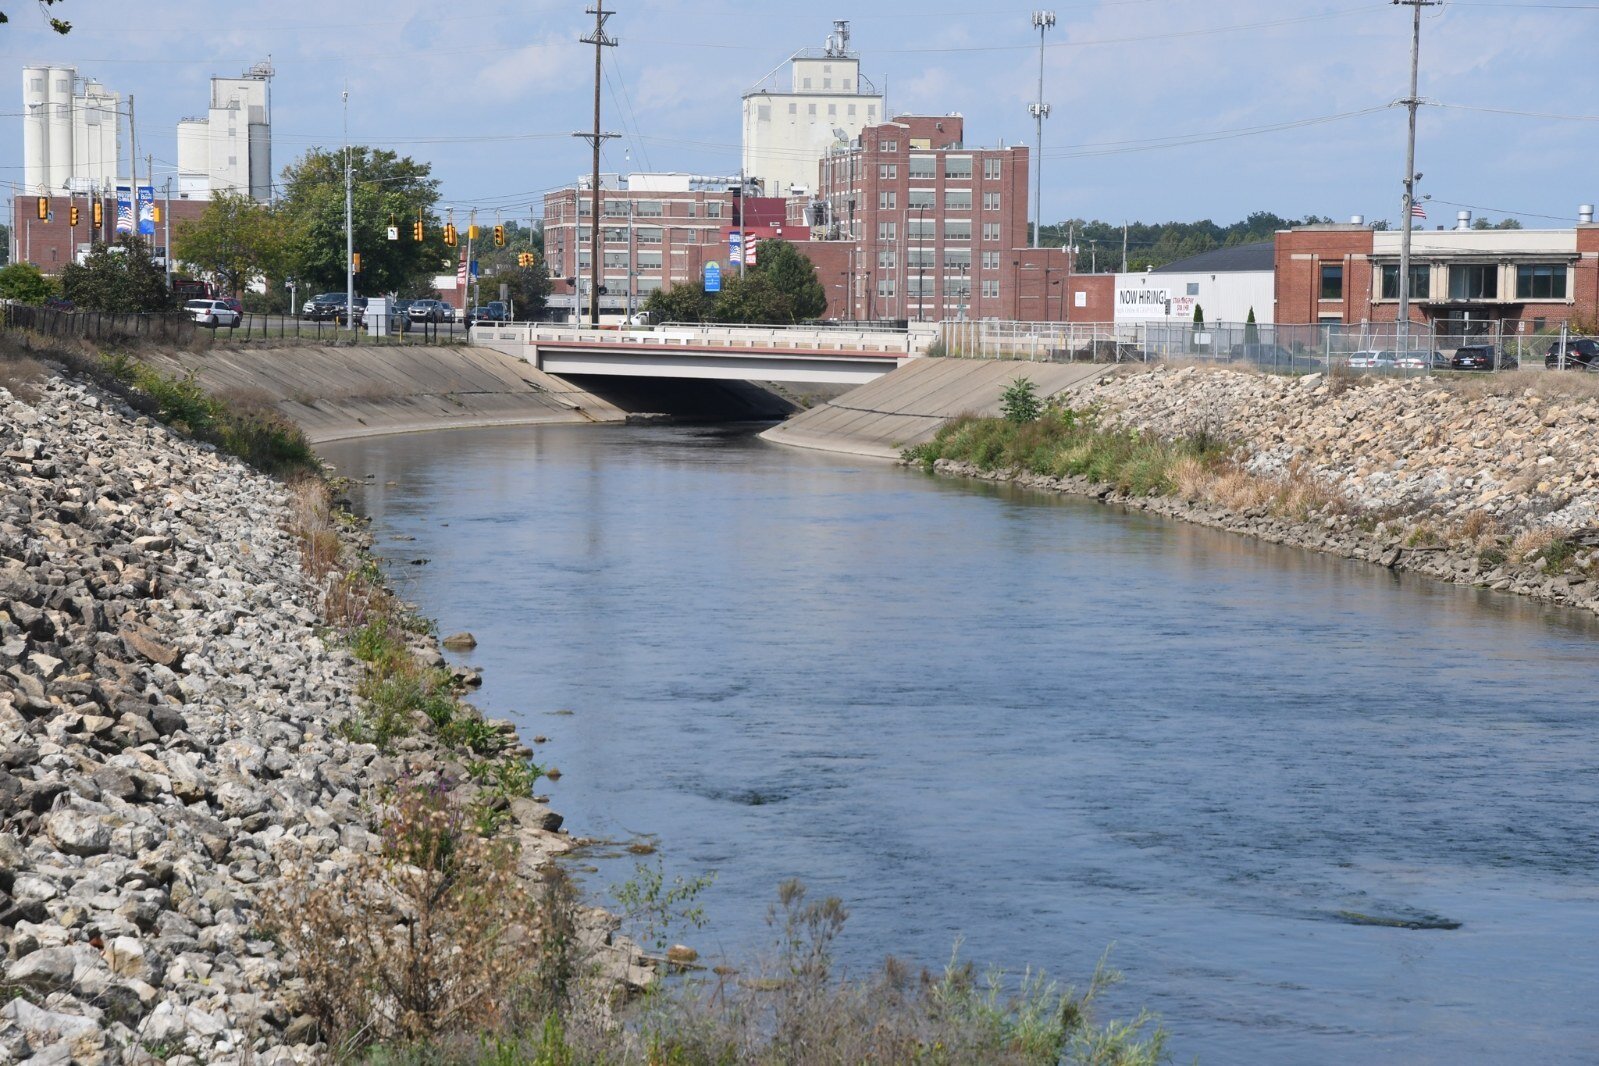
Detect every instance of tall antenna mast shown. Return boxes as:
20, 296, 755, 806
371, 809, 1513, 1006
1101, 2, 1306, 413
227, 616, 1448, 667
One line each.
1029, 12, 1056, 249
1395, 0, 1438, 353
575, 4, 619, 327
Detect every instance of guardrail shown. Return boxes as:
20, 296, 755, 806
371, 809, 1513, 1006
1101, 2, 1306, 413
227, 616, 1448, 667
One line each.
479, 321, 932, 356
1, 303, 476, 346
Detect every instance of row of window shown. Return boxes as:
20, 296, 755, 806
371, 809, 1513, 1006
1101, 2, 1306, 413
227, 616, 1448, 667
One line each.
1321, 262, 1572, 302
872, 280, 1002, 298
874, 221, 1008, 241
759, 100, 872, 120
874, 190, 1003, 211
577, 201, 724, 219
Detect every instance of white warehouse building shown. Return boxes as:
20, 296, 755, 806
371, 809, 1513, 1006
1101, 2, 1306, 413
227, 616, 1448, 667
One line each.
741, 20, 884, 200
1113, 242, 1277, 325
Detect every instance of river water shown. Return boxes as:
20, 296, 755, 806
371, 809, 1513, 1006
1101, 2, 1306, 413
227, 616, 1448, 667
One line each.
322, 423, 1599, 1065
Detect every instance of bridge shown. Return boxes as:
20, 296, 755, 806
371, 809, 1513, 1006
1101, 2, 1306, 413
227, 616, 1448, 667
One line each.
470, 323, 937, 385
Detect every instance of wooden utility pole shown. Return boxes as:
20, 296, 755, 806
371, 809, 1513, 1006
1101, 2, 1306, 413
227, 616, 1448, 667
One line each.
1395, 0, 1439, 352
574, 4, 618, 327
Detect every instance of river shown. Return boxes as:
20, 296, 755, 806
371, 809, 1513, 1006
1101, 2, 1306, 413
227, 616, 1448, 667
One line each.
322, 422, 1599, 1065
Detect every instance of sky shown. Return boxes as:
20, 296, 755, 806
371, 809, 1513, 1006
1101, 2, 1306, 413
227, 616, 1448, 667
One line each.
1, 0, 1595, 231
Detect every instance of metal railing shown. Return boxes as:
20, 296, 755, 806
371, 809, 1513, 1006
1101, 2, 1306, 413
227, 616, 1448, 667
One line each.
2, 302, 476, 346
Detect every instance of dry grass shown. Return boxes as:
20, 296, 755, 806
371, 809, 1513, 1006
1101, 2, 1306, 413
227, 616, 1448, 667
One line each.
1442, 368, 1599, 402
0, 354, 48, 401
1169, 456, 1348, 520
1508, 526, 1559, 564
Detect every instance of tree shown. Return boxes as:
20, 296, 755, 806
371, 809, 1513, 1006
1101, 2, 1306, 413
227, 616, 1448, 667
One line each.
1000, 377, 1041, 424
1193, 303, 1204, 326
708, 271, 796, 325
1, 1, 70, 33
750, 238, 827, 320
59, 236, 172, 312
171, 191, 286, 297
643, 282, 715, 324
0, 262, 55, 304
1243, 306, 1259, 345
276, 147, 450, 296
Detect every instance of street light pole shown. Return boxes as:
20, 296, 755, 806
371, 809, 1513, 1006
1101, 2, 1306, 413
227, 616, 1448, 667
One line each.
343, 88, 353, 336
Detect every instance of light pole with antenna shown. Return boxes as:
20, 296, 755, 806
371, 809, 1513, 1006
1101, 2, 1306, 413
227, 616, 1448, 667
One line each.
1029, 11, 1055, 249
1395, 0, 1438, 355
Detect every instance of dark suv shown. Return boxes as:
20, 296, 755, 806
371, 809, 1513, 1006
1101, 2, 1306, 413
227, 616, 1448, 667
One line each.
1451, 344, 1516, 371
302, 292, 346, 320
1546, 337, 1599, 370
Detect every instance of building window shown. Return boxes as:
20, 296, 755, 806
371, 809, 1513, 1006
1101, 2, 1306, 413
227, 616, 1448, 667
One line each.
879, 164, 896, 180
984, 158, 1003, 180
983, 191, 1001, 211
603, 200, 628, 217
880, 140, 898, 153
943, 221, 972, 241
707, 202, 723, 218
1516, 263, 1567, 300
943, 248, 972, 268
848, 104, 856, 117
636, 227, 662, 244
602, 227, 627, 242
908, 155, 936, 180
907, 189, 935, 210
758, 105, 771, 122
636, 200, 664, 216
878, 221, 897, 241
828, 104, 837, 117
684, 203, 697, 217
803, 78, 812, 89
1379, 264, 1430, 300
1319, 263, 1344, 300
982, 251, 1000, 270
907, 248, 936, 269
823, 78, 832, 90
878, 191, 897, 210
877, 278, 896, 297
982, 222, 1001, 241
1186, 283, 1200, 296
808, 104, 817, 117
844, 80, 853, 92
944, 155, 973, 180
1449, 263, 1498, 300
944, 189, 973, 212
878, 250, 895, 269
908, 218, 936, 240
227, 156, 237, 167
983, 280, 1000, 298
788, 102, 797, 115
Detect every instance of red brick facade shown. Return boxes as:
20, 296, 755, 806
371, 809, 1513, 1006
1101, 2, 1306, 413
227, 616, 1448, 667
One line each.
10, 193, 209, 273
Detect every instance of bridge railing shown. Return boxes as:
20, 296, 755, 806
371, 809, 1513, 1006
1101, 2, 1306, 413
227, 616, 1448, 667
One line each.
477, 321, 934, 356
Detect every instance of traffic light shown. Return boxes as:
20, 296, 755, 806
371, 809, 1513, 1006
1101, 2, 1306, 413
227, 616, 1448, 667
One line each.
468, 224, 480, 242
518, 251, 537, 268
444, 224, 458, 246
92, 200, 103, 226
152, 205, 161, 223
36, 197, 48, 220
352, 252, 362, 274
412, 220, 424, 242
493, 225, 505, 248
69, 205, 79, 227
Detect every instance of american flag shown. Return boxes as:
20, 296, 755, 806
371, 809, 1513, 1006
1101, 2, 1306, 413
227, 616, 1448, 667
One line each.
1410, 202, 1428, 220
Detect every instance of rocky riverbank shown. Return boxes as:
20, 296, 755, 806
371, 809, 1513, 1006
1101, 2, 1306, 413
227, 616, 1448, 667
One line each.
921, 365, 1599, 617
0, 367, 642, 1063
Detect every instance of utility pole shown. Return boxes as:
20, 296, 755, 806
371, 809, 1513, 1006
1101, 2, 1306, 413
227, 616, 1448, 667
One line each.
574, 3, 618, 327
1121, 222, 1128, 273
1029, 11, 1055, 249
343, 88, 354, 335
1396, 0, 1438, 354
163, 177, 172, 290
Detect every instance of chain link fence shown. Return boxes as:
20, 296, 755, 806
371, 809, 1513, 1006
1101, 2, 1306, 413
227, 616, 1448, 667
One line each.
935, 318, 1575, 374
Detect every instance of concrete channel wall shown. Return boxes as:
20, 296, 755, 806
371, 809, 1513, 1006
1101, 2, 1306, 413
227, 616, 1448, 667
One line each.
761, 358, 1115, 460
137, 345, 625, 444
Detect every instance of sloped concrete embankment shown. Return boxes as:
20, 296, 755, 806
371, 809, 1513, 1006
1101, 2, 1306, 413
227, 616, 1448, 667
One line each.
137, 345, 625, 444
761, 357, 1115, 459
0, 374, 640, 1062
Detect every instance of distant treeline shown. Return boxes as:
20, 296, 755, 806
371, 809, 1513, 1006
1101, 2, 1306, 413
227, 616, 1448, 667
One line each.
1040, 211, 1521, 272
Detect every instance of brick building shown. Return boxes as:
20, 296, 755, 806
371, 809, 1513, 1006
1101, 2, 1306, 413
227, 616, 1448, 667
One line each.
9, 191, 208, 274
795, 114, 1053, 321
1275, 218, 1599, 336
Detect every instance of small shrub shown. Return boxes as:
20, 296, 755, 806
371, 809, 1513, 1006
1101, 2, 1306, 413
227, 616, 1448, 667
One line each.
1000, 377, 1043, 424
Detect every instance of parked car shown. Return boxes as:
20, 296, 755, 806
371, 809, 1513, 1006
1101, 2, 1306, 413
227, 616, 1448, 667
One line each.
43, 296, 74, 312
1394, 350, 1449, 371
302, 293, 347, 320
1451, 344, 1515, 371
1545, 337, 1599, 370
1343, 349, 1397, 370
218, 296, 243, 316
186, 298, 240, 328
334, 296, 370, 325
466, 301, 511, 326
1229, 342, 1299, 367
407, 299, 449, 324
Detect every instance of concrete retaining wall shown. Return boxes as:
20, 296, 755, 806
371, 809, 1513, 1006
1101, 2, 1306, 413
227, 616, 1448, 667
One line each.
137, 345, 624, 443
761, 358, 1115, 460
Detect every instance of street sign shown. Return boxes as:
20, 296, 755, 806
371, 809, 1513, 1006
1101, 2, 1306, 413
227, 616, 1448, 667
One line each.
386, 226, 399, 241
704, 261, 722, 293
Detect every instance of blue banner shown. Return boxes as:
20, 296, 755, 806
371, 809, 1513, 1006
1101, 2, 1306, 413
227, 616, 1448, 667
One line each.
137, 185, 155, 236
703, 261, 721, 293
115, 186, 133, 235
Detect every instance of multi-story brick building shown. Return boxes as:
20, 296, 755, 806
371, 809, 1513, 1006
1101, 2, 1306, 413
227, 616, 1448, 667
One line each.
1275, 215, 1599, 336
795, 114, 1049, 322
9, 191, 208, 274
